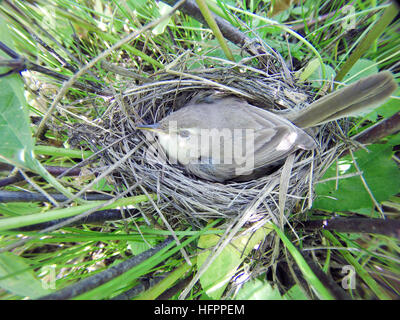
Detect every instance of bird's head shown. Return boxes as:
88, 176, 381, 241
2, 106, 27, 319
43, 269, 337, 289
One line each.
136, 114, 204, 165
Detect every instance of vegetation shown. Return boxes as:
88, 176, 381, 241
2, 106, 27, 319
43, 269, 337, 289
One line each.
0, 0, 399, 300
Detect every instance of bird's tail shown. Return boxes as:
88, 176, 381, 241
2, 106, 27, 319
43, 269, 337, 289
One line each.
288, 71, 397, 128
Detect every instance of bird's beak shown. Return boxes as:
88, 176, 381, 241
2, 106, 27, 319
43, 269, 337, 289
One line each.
136, 123, 162, 133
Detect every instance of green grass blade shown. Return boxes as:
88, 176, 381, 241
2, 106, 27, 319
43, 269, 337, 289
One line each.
271, 223, 335, 300
335, 3, 399, 83
195, 0, 235, 62
0, 195, 155, 231
133, 258, 194, 300
33, 145, 94, 159
323, 230, 391, 300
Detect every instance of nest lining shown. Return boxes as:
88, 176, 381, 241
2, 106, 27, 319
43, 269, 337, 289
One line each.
83, 58, 343, 227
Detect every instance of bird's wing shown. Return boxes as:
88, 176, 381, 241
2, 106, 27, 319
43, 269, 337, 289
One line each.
183, 126, 300, 182
251, 126, 301, 169
184, 158, 238, 182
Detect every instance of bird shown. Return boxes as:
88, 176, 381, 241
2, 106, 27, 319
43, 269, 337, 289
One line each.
136, 71, 397, 182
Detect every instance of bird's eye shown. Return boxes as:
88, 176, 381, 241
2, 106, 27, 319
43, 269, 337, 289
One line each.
179, 130, 190, 138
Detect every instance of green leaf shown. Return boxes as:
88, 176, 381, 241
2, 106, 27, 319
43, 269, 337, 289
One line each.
197, 226, 269, 299
297, 58, 322, 82
296, 58, 336, 87
0, 40, 82, 200
0, 17, 34, 170
0, 252, 51, 299
283, 284, 309, 300
363, 87, 400, 121
197, 233, 240, 299
314, 137, 400, 212
202, 39, 245, 61
0, 75, 35, 170
235, 278, 283, 300
152, 2, 172, 35
271, 9, 290, 22
291, 6, 310, 16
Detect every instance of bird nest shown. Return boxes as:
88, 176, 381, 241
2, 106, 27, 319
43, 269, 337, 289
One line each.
80, 53, 343, 228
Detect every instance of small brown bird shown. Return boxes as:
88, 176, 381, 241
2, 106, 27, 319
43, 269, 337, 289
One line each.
137, 71, 397, 182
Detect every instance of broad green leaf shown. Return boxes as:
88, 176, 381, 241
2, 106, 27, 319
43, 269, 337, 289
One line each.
291, 6, 311, 16
270, 8, 291, 22
197, 226, 270, 299
363, 87, 400, 122
152, 2, 172, 35
202, 39, 245, 61
314, 135, 400, 212
342, 58, 379, 84
197, 233, 239, 299
283, 284, 308, 300
0, 76, 76, 200
0, 26, 82, 200
0, 17, 36, 170
296, 58, 336, 87
235, 278, 283, 300
0, 76, 35, 170
296, 58, 321, 82
0, 252, 52, 298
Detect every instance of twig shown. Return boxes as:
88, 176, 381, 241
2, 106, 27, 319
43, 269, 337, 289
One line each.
0, 41, 112, 95
17, 169, 59, 207
0, 164, 81, 188
16, 208, 138, 231
301, 217, 400, 239
0, 180, 150, 253
111, 275, 167, 300
300, 251, 351, 300
0, 190, 111, 203
160, 0, 274, 62
336, 111, 400, 158
353, 111, 400, 145
156, 274, 194, 300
